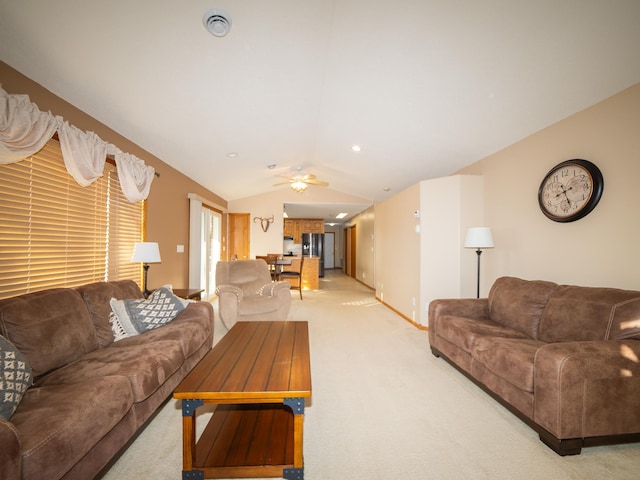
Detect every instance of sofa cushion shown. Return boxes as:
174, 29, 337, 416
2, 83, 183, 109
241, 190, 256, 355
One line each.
435, 315, 529, 354
0, 288, 98, 378
488, 276, 557, 339
37, 340, 184, 402
238, 294, 284, 316
112, 302, 213, 358
10, 376, 134, 480
76, 280, 144, 347
0, 336, 33, 420
109, 286, 191, 341
538, 285, 640, 343
471, 337, 544, 392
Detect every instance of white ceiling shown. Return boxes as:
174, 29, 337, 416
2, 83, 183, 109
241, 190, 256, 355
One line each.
1, 1, 640, 209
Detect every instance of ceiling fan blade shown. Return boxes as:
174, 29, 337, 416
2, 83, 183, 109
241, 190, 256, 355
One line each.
302, 174, 317, 181
272, 181, 293, 186
306, 179, 329, 186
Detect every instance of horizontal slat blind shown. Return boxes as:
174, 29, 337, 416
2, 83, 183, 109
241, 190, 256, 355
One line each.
0, 139, 143, 299
107, 167, 143, 281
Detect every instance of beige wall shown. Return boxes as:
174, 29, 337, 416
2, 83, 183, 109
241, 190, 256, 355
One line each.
344, 205, 375, 287
374, 183, 421, 321
457, 83, 640, 291
227, 188, 371, 260
373, 84, 640, 327
1, 61, 227, 290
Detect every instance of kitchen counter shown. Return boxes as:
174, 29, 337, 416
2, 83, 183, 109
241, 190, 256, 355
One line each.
281, 256, 320, 291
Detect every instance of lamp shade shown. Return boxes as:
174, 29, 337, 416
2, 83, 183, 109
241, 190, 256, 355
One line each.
464, 227, 494, 249
131, 242, 161, 263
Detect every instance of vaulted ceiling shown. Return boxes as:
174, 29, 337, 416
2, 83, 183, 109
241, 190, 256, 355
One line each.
1, 1, 639, 204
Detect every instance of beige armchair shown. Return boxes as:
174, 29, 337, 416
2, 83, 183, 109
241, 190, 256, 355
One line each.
215, 259, 291, 329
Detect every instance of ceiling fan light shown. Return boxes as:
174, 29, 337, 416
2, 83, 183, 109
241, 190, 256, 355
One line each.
291, 180, 308, 193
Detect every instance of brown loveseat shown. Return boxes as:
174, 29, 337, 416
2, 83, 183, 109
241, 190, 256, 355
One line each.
0, 280, 214, 480
429, 276, 640, 455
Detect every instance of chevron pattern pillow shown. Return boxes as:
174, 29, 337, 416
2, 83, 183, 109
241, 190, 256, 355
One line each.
1, 335, 33, 420
109, 286, 191, 341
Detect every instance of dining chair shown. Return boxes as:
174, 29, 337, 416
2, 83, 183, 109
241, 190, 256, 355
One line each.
280, 256, 304, 300
256, 254, 279, 280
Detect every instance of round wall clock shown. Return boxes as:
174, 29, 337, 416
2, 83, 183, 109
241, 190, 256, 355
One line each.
537, 159, 604, 223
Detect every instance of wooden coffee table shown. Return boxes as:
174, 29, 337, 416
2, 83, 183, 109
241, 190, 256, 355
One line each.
173, 321, 311, 479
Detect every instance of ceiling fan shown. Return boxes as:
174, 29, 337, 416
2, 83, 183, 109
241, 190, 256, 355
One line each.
273, 170, 329, 193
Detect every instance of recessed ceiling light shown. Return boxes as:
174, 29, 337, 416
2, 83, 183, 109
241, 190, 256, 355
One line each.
267, 163, 276, 169
352, 145, 361, 152
384, 187, 391, 192
335, 213, 348, 219
226, 152, 238, 158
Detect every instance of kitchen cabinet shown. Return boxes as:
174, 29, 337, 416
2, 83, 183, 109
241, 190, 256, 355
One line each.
284, 218, 323, 242
302, 219, 324, 234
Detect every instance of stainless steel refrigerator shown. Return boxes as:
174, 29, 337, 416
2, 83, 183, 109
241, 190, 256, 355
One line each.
302, 233, 325, 277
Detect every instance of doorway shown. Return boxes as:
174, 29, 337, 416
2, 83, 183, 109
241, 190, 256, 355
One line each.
202, 206, 222, 298
228, 213, 250, 260
188, 195, 223, 299
324, 232, 335, 269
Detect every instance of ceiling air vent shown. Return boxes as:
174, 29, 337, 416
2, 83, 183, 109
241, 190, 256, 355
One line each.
203, 9, 232, 37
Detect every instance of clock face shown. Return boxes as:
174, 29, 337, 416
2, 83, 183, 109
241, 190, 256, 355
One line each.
538, 159, 603, 222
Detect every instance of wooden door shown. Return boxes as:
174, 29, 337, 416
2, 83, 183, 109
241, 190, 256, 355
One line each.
228, 213, 250, 260
349, 226, 356, 278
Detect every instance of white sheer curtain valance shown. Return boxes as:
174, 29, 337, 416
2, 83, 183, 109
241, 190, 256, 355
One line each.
57, 118, 108, 186
0, 86, 155, 201
0, 86, 57, 164
109, 146, 156, 203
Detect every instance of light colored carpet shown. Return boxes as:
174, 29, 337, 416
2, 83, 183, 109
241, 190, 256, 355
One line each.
102, 270, 640, 480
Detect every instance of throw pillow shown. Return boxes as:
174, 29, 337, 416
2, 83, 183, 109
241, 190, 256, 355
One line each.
109, 286, 191, 341
0, 335, 33, 420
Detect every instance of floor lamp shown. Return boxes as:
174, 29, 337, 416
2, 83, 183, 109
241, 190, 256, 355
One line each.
131, 242, 161, 296
464, 227, 494, 299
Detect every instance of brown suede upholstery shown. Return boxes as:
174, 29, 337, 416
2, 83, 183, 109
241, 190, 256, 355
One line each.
429, 276, 640, 455
0, 281, 214, 480
215, 259, 291, 329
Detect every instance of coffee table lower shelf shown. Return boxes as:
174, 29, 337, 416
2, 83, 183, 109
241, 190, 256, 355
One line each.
186, 403, 300, 479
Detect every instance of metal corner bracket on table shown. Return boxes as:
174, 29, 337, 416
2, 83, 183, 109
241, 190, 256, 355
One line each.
283, 397, 305, 414
182, 470, 204, 480
283, 467, 304, 479
181, 398, 204, 416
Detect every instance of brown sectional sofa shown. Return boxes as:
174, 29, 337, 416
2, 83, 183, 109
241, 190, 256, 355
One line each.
429, 276, 640, 455
0, 280, 214, 480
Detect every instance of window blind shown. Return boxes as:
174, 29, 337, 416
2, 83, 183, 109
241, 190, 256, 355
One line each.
0, 139, 143, 299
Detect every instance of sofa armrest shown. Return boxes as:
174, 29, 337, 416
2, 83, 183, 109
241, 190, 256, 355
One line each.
215, 284, 243, 300
0, 418, 21, 480
178, 300, 214, 331
259, 281, 291, 297
534, 340, 640, 439
428, 298, 489, 342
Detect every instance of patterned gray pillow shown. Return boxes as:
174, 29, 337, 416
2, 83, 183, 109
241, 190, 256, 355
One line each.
1, 335, 33, 420
109, 286, 191, 341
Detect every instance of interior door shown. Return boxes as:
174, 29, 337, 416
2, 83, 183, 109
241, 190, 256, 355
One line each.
324, 232, 335, 269
228, 213, 250, 260
349, 226, 356, 278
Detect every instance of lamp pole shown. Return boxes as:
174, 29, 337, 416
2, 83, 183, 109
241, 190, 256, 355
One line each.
475, 248, 482, 299
464, 227, 494, 299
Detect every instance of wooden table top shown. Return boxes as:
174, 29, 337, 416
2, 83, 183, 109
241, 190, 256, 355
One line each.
174, 321, 311, 402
